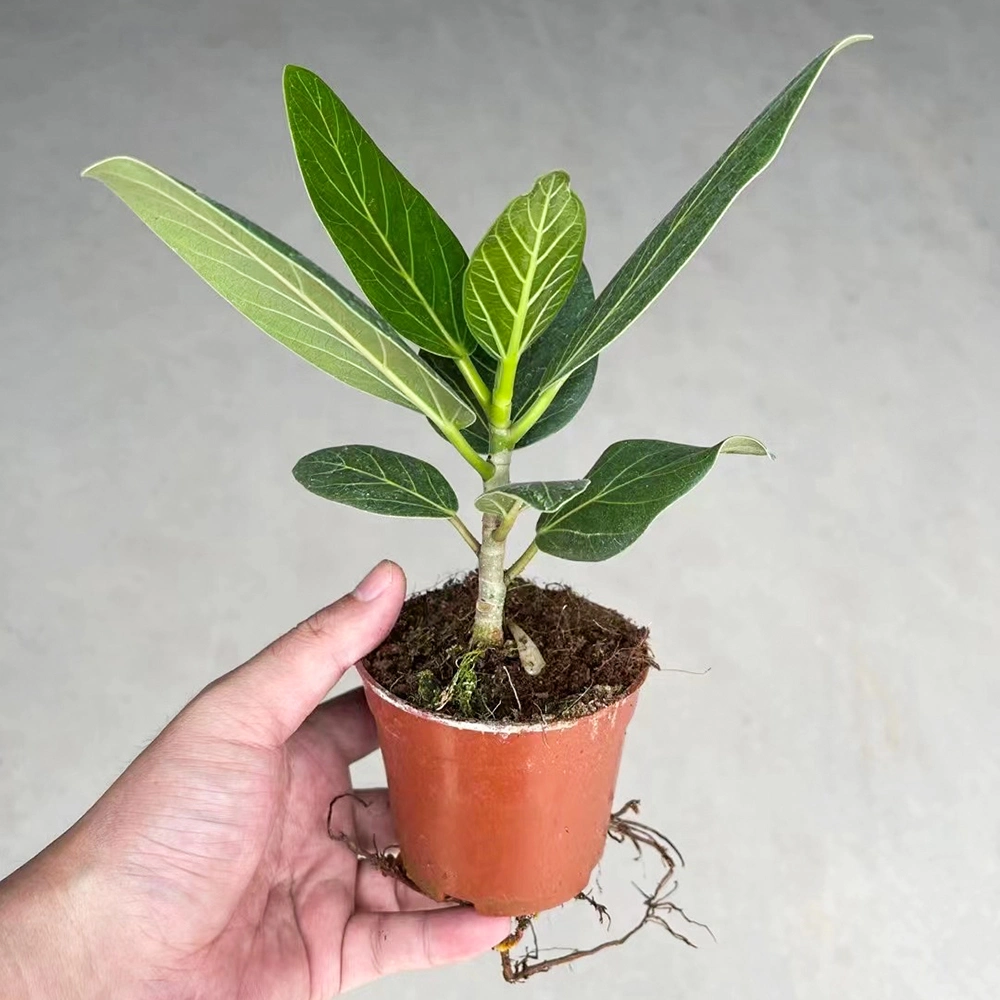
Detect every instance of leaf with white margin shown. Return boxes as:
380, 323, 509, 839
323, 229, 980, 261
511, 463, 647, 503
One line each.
475, 479, 590, 517
293, 445, 458, 517
536, 436, 771, 561
533, 35, 871, 397
82, 156, 476, 431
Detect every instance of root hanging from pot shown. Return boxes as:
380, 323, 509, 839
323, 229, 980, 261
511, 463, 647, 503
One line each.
326, 793, 477, 907
498, 799, 713, 984
495, 914, 536, 954
326, 792, 428, 897
574, 889, 610, 927
608, 797, 686, 868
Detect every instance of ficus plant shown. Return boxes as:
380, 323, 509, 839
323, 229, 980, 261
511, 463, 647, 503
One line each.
84, 35, 869, 664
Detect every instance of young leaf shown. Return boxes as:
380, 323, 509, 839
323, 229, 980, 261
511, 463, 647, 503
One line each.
536, 436, 770, 561
535, 35, 871, 395
463, 170, 586, 360
82, 157, 476, 432
284, 66, 472, 358
475, 479, 590, 517
510, 265, 599, 447
293, 445, 458, 517
424, 266, 599, 452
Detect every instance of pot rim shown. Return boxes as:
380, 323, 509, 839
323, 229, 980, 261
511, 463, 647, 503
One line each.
357, 660, 649, 735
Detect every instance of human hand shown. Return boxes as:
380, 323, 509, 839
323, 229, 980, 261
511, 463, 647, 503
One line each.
0, 560, 509, 999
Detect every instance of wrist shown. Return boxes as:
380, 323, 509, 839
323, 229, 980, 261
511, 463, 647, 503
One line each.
0, 832, 113, 1000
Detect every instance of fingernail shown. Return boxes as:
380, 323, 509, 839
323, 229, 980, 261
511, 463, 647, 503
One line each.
352, 560, 394, 602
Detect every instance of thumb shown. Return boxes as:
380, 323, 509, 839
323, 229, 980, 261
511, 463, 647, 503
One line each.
188, 560, 405, 746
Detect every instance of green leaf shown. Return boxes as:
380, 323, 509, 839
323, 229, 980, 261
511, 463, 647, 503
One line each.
511, 265, 598, 448
424, 266, 599, 452
475, 479, 590, 517
536, 436, 770, 561
293, 445, 458, 517
284, 66, 472, 358
463, 170, 586, 360
82, 157, 475, 432
536, 35, 871, 395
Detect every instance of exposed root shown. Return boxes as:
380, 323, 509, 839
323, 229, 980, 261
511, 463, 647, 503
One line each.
495, 914, 534, 953
499, 799, 710, 983
608, 798, 686, 868
574, 890, 611, 927
326, 793, 426, 896
326, 791, 707, 983
501, 664, 523, 713
325, 790, 370, 836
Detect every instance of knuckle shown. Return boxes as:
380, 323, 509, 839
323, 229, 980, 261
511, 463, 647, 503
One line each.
263, 612, 330, 671
296, 610, 330, 645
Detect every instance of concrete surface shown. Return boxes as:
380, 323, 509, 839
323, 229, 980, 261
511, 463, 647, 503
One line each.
1, 0, 997, 997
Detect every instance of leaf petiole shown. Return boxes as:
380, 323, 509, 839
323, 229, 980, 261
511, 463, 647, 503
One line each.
489, 353, 518, 431
449, 516, 481, 555
438, 420, 494, 479
504, 540, 539, 583
454, 354, 491, 411
508, 377, 566, 445
491, 500, 525, 543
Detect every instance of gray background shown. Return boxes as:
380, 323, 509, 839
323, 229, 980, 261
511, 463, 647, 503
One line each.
1, 0, 997, 997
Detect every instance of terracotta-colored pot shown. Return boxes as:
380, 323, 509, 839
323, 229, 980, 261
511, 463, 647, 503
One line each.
358, 664, 647, 916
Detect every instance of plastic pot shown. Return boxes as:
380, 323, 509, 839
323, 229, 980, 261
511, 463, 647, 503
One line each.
358, 664, 647, 916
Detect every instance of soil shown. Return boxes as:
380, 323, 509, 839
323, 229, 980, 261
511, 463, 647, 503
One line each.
363, 573, 656, 723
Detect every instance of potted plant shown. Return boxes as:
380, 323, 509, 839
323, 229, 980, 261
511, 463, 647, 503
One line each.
83, 35, 868, 924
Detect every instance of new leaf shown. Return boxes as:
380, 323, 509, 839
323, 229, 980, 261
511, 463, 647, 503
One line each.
293, 445, 459, 517
425, 266, 599, 452
463, 170, 586, 361
536, 436, 770, 561
284, 66, 473, 358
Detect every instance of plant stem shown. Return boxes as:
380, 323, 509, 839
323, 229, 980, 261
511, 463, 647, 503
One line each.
439, 420, 494, 479
504, 540, 538, 583
471, 447, 511, 648
449, 516, 481, 554
490, 357, 518, 429
508, 377, 566, 445
455, 354, 491, 411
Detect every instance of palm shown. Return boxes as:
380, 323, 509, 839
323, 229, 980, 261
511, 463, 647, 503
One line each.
21, 568, 509, 1000
105, 688, 427, 999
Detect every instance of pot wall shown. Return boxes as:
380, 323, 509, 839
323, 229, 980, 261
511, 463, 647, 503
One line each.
360, 667, 645, 916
